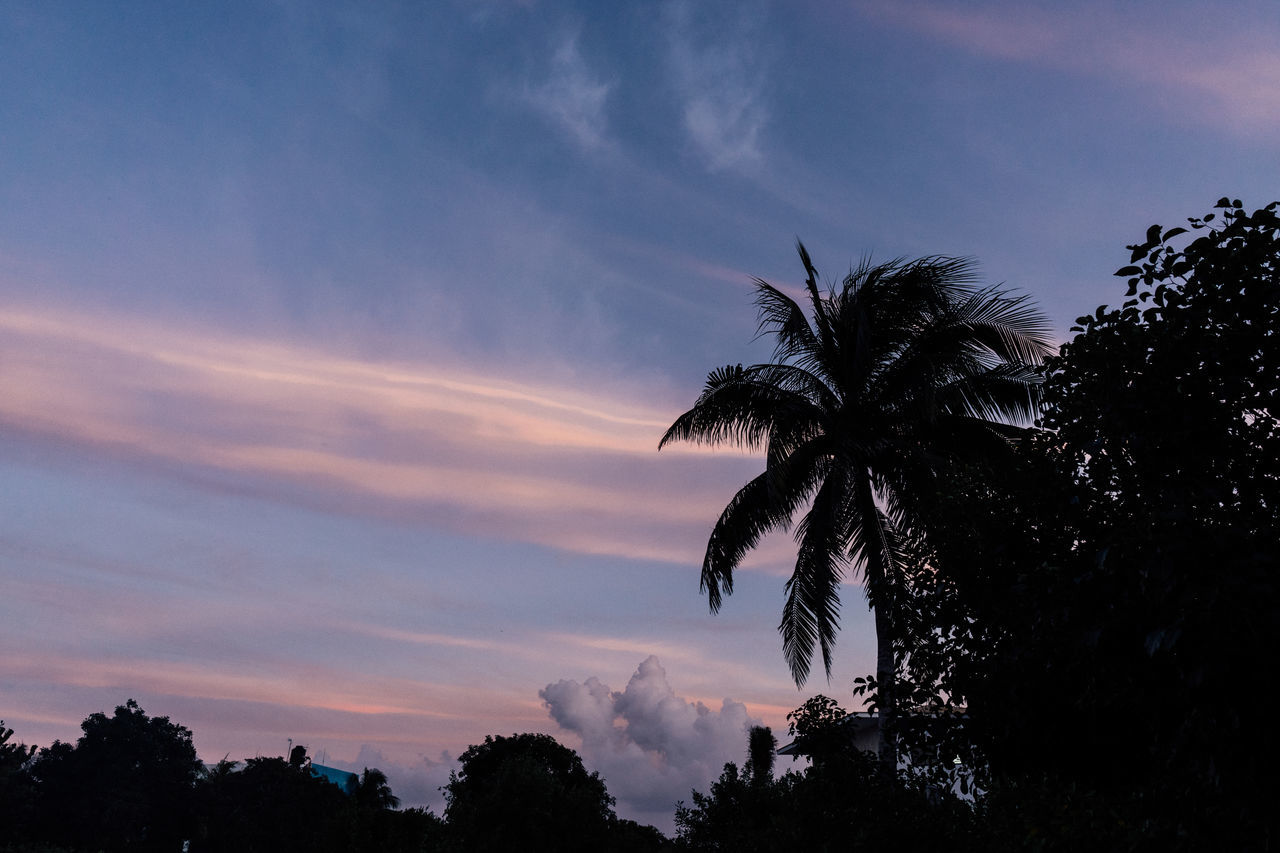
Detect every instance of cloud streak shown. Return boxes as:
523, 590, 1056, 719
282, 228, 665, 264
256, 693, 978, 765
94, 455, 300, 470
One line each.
0, 304, 768, 566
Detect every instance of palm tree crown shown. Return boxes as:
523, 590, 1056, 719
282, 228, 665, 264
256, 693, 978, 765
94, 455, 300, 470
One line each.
661, 243, 1051, 688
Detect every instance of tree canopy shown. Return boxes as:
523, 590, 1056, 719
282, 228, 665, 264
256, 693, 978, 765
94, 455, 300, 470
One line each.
901, 199, 1280, 850
25, 699, 202, 852
443, 732, 620, 852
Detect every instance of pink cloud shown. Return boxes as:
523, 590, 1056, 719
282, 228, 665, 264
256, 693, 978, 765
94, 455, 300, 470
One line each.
0, 303, 766, 567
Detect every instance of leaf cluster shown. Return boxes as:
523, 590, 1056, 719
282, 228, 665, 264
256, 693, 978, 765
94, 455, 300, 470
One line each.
897, 199, 1280, 849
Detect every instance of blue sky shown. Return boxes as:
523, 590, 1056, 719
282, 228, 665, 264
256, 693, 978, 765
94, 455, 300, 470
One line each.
2, 0, 1277, 830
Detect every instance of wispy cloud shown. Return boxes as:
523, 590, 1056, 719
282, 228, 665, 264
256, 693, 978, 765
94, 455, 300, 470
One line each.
662, 0, 772, 171
522, 28, 613, 150
0, 304, 765, 566
856, 0, 1280, 136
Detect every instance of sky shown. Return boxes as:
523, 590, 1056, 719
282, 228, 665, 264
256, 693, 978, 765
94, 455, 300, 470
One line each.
1, 0, 1277, 831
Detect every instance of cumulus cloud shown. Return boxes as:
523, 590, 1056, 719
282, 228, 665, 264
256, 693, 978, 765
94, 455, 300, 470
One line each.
540, 656, 758, 829
523, 29, 613, 150
662, 0, 772, 171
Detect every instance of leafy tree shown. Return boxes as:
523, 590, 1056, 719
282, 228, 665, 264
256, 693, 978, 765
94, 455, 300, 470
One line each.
26, 699, 202, 852
196, 752, 349, 853
442, 733, 618, 852
0, 720, 37, 843
196, 750, 434, 853
956, 199, 1279, 849
783, 694, 854, 766
661, 244, 1050, 774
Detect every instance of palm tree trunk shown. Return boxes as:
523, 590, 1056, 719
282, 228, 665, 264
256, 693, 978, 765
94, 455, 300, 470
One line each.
874, 604, 898, 781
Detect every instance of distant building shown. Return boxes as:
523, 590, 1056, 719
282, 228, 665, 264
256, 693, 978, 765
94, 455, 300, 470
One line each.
310, 763, 358, 794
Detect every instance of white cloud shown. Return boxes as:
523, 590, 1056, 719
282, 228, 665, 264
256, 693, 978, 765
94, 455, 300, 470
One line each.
523, 29, 613, 150
662, 0, 771, 171
540, 656, 758, 830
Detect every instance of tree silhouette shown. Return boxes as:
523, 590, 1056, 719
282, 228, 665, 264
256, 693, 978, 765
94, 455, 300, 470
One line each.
354, 766, 400, 811
746, 725, 776, 786
964, 199, 1280, 849
27, 699, 202, 852
198, 752, 349, 853
443, 733, 616, 852
0, 720, 37, 842
662, 243, 1050, 773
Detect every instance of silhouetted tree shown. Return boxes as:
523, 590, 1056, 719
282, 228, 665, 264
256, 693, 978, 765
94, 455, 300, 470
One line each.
353, 766, 400, 811
195, 750, 435, 853
676, 703, 981, 851
662, 244, 1050, 774
745, 726, 775, 786
0, 720, 37, 843
967, 200, 1280, 850
196, 751, 348, 853
26, 699, 202, 852
443, 733, 618, 852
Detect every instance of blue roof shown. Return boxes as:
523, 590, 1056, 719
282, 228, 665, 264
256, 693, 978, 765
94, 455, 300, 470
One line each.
310, 763, 358, 794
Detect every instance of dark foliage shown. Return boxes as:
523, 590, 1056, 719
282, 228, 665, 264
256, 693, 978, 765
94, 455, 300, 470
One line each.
443, 732, 638, 852
0, 721, 38, 843
196, 754, 349, 852
196, 750, 439, 853
2, 704, 437, 853
745, 725, 776, 784
905, 200, 1280, 849
662, 245, 1050, 784
23, 700, 202, 853
676, 703, 983, 852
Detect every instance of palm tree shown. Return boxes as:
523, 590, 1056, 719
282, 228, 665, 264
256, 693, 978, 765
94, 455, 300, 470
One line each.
355, 767, 400, 810
661, 243, 1050, 774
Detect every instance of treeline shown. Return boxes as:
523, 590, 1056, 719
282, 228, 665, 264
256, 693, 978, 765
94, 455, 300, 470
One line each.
0, 701, 440, 853
0, 702, 671, 852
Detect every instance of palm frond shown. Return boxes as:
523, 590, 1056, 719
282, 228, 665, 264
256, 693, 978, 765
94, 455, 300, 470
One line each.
781, 468, 853, 685
935, 364, 1044, 425
659, 364, 816, 451
746, 363, 838, 410
752, 284, 825, 372
796, 240, 838, 364
953, 286, 1055, 366
702, 454, 828, 612
848, 473, 909, 613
